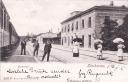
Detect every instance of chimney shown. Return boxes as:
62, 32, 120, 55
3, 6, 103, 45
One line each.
110, 1, 114, 6
70, 11, 82, 17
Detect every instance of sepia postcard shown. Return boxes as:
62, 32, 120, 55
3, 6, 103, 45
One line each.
0, 0, 128, 82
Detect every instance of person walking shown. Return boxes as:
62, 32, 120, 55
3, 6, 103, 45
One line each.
72, 41, 79, 57
33, 40, 39, 56
21, 39, 26, 55
42, 40, 52, 62
117, 41, 125, 61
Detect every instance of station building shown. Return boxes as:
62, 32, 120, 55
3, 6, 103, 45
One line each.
36, 32, 61, 44
61, 4, 128, 49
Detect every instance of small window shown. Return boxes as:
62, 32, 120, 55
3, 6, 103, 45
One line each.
80, 35, 84, 47
82, 19, 84, 28
76, 21, 78, 30
65, 37, 66, 43
104, 16, 110, 25
88, 35, 91, 48
68, 24, 70, 32
71, 23, 74, 31
105, 16, 110, 20
71, 36, 73, 44
68, 37, 70, 46
4, 12, 7, 31
1, 9, 4, 29
88, 17, 91, 28
65, 26, 66, 32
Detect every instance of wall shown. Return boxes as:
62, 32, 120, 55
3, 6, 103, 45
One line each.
61, 11, 96, 49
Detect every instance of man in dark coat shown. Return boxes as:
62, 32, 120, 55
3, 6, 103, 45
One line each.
33, 40, 39, 56
42, 40, 52, 62
21, 40, 26, 55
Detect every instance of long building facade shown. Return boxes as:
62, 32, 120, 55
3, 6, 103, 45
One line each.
61, 5, 128, 49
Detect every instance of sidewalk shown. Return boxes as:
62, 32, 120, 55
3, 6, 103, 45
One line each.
5, 44, 36, 62
53, 45, 128, 56
52, 44, 128, 64
27, 41, 128, 64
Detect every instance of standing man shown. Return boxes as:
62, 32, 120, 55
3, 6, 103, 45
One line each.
42, 40, 52, 62
33, 40, 39, 56
21, 39, 26, 55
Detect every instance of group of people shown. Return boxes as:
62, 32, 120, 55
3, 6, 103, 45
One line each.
95, 40, 125, 61
72, 39, 125, 61
20, 38, 125, 62
32, 40, 52, 62
20, 39, 52, 62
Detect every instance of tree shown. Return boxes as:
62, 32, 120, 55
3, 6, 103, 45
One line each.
101, 17, 118, 50
100, 14, 128, 51
117, 14, 128, 51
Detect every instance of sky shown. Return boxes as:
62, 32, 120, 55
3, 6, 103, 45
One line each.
3, 0, 128, 36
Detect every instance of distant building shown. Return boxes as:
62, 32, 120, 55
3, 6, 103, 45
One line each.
61, 4, 128, 48
37, 32, 61, 44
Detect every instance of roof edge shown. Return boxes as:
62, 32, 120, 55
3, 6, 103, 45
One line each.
61, 5, 128, 24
